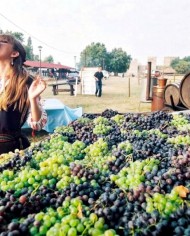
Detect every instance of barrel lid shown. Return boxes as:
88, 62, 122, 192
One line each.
164, 83, 180, 106
179, 72, 190, 108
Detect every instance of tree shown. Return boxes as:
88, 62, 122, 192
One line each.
43, 55, 54, 63
34, 55, 39, 61
5, 31, 24, 43
170, 58, 180, 68
79, 42, 108, 68
174, 61, 190, 74
79, 43, 132, 73
183, 56, 190, 62
171, 57, 190, 74
25, 37, 34, 60
107, 48, 131, 74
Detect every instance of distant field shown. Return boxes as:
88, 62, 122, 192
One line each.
43, 75, 152, 114
42, 74, 184, 114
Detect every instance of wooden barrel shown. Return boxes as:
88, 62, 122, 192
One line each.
179, 72, 190, 108
164, 82, 181, 106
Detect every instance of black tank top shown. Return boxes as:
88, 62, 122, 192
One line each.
0, 76, 33, 134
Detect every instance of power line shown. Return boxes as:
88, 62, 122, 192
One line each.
0, 12, 79, 55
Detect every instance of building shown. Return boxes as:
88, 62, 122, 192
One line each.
127, 59, 138, 76
164, 57, 178, 67
24, 61, 74, 79
147, 57, 157, 71
163, 67, 176, 75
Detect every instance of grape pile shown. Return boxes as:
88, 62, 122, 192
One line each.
61, 182, 102, 205
70, 117, 97, 145
108, 140, 133, 173
93, 116, 113, 136
101, 109, 119, 118
111, 114, 125, 125
0, 150, 32, 172
33, 198, 117, 236
54, 125, 76, 143
94, 187, 127, 228
0, 186, 63, 234
0, 109, 189, 236
70, 163, 100, 182
110, 158, 160, 190
146, 189, 183, 217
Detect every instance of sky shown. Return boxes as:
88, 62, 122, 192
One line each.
0, 0, 190, 67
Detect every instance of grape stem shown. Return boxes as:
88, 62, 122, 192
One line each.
81, 222, 93, 236
31, 184, 40, 195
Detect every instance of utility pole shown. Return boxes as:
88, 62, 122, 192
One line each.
102, 58, 105, 70
38, 46, 42, 76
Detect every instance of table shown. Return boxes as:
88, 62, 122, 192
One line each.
22, 99, 83, 133
48, 81, 75, 96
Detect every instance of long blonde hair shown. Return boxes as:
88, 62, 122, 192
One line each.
0, 34, 30, 112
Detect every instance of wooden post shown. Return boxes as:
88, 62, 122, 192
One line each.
52, 84, 58, 95
128, 76, 131, 97
146, 62, 151, 100
75, 77, 78, 96
69, 84, 74, 96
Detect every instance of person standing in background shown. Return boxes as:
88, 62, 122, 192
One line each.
152, 70, 161, 86
94, 66, 104, 97
150, 70, 161, 98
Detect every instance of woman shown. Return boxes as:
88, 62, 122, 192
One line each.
0, 34, 47, 155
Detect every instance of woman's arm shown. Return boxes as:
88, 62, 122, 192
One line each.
27, 76, 47, 130
27, 98, 47, 131
30, 98, 42, 121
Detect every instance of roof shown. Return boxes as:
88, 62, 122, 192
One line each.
24, 60, 74, 70
163, 67, 176, 74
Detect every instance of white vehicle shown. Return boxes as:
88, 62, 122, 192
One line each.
102, 70, 109, 79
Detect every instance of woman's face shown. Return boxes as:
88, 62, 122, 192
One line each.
0, 39, 14, 61
0, 37, 19, 63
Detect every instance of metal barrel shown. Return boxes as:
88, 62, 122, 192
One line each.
151, 86, 165, 112
157, 78, 167, 87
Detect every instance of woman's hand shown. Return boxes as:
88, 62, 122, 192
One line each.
28, 76, 46, 100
